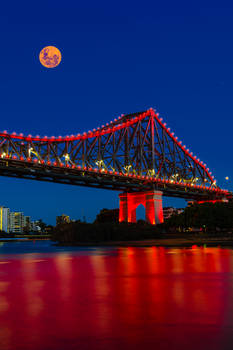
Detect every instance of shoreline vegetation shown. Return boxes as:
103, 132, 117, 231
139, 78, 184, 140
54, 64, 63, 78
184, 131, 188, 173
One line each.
52, 222, 233, 248
0, 232, 51, 240
52, 202, 233, 248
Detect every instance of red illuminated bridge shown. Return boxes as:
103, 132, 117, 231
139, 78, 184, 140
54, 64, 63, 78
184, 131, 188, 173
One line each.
0, 109, 231, 224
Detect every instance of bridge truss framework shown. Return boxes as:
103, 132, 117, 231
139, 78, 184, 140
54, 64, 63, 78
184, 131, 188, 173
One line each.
0, 109, 230, 203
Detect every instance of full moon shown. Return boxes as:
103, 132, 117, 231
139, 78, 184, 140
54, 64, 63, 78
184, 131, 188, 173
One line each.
39, 46, 62, 68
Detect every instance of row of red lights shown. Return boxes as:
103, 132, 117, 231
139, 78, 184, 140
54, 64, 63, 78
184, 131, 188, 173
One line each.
0, 107, 215, 185
1, 153, 228, 194
0, 112, 140, 142
150, 109, 215, 184
0, 112, 149, 142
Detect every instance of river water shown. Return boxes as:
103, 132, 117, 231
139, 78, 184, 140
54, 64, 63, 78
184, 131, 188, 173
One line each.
0, 240, 233, 350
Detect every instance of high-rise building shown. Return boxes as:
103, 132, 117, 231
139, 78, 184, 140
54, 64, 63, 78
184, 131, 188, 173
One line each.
9, 212, 24, 233
0, 205, 39, 234
0, 207, 10, 232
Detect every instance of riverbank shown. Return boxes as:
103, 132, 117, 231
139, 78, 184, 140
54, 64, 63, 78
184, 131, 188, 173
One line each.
15, 234, 51, 239
52, 221, 233, 248
55, 233, 233, 248
0, 234, 51, 243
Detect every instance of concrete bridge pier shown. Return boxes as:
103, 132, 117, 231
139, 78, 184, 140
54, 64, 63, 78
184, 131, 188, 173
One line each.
119, 190, 164, 225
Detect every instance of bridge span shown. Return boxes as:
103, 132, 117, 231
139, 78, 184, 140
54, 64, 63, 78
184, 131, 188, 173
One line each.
0, 108, 231, 224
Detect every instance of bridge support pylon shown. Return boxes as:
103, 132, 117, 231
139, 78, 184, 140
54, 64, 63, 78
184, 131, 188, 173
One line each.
119, 191, 164, 225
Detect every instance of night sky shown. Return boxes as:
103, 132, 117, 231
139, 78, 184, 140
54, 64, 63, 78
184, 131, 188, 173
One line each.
0, 1, 232, 224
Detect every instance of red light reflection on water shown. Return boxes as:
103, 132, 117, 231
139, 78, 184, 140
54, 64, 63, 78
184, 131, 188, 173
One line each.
0, 247, 233, 350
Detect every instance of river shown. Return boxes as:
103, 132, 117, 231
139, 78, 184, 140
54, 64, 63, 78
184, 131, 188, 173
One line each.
0, 240, 232, 350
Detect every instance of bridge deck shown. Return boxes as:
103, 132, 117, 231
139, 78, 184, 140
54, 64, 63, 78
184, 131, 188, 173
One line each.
0, 159, 230, 200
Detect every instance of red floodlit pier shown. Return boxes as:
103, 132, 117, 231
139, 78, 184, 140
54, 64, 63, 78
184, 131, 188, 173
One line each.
119, 191, 164, 225
0, 108, 231, 224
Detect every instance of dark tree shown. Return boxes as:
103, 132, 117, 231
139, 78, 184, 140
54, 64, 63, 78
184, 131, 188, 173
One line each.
95, 208, 119, 223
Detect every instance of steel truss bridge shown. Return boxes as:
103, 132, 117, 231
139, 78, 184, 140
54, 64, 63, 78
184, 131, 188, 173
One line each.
0, 108, 231, 202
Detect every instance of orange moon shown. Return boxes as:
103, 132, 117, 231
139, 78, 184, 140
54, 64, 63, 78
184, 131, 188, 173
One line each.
39, 46, 62, 68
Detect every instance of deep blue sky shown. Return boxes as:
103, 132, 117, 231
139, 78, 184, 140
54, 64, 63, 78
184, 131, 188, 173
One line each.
0, 0, 233, 224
